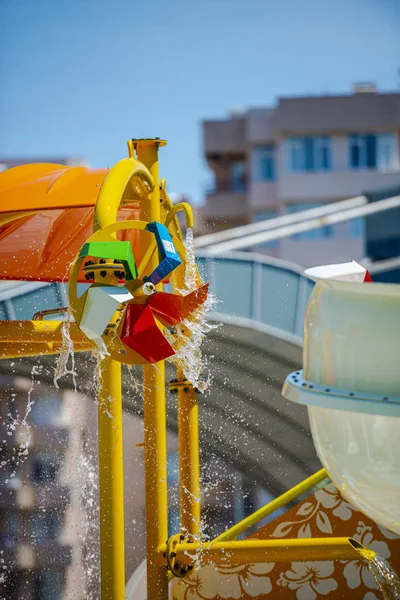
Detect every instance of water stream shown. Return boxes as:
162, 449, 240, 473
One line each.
53, 316, 100, 599
350, 540, 400, 600
166, 228, 219, 393
369, 555, 400, 600
54, 315, 77, 391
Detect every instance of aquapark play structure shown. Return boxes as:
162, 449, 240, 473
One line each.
0, 139, 399, 600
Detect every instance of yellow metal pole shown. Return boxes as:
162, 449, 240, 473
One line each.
135, 138, 169, 600
92, 161, 150, 600
162, 196, 201, 541
97, 356, 125, 600
177, 372, 201, 539
214, 468, 328, 542
173, 536, 366, 566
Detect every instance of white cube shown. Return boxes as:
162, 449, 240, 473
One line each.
79, 286, 132, 340
305, 260, 369, 282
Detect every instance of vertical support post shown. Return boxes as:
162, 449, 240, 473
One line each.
177, 370, 201, 539
135, 139, 169, 600
97, 356, 125, 600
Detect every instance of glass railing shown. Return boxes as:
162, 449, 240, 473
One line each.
196, 251, 315, 343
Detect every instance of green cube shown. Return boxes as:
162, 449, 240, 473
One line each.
79, 241, 138, 281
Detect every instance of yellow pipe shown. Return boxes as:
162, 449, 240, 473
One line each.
137, 240, 158, 279
349, 539, 377, 561
177, 371, 201, 539
214, 468, 328, 542
136, 138, 169, 600
160, 184, 184, 244
0, 342, 90, 360
164, 202, 194, 230
97, 357, 125, 600
166, 199, 202, 541
173, 537, 366, 566
93, 156, 153, 231
0, 320, 91, 343
93, 159, 138, 600
160, 182, 202, 574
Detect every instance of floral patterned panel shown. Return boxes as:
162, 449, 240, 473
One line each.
173, 483, 400, 600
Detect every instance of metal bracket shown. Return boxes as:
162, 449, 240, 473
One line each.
282, 370, 400, 417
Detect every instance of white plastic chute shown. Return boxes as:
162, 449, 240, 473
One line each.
282, 261, 400, 534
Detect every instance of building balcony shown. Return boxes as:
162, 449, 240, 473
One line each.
203, 190, 248, 222
249, 181, 279, 210
204, 118, 246, 155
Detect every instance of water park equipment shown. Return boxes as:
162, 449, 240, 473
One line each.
0, 140, 398, 600
282, 262, 400, 535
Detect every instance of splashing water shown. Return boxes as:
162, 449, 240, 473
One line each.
183, 228, 198, 293
1, 365, 39, 482
53, 314, 101, 596
78, 437, 100, 600
368, 555, 400, 600
0, 365, 40, 589
167, 228, 220, 393
53, 316, 77, 391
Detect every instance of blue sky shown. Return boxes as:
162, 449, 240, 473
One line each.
0, 0, 399, 204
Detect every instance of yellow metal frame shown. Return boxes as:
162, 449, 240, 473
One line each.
0, 140, 375, 600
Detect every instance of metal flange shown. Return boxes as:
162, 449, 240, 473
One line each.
166, 533, 193, 578
282, 370, 400, 417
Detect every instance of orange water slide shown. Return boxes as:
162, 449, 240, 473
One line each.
0, 163, 141, 282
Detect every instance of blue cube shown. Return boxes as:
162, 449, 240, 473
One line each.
144, 222, 182, 285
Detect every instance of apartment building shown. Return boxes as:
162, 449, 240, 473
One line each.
0, 375, 91, 600
202, 85, 400, 266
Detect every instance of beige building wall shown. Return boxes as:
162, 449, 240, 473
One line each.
0, 377, 88, 600
249, 181, 279, 211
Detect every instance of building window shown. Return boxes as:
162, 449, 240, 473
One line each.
253, 211, 278, 249
349, 133, 399, 171
284, 204, 335, 240
31, 512, 63, 544
287, 138, 304, 172
313, 136, 331, 171
286, 137, 331, 172
377, 134, 399, 171
349, 133, 376, 169
349, 217, 365, 238
31, 453, 62, 484
230, 161, 247, 192
253, 145, 275, 181
1, 512, 20, 546
33, 571, 64, 600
